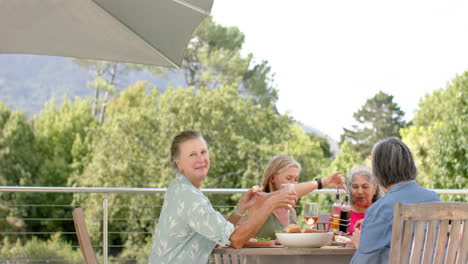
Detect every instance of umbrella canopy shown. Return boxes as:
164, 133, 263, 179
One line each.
0, 0, 214, 67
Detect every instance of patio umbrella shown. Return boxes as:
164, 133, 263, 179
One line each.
0, 0, 214, 67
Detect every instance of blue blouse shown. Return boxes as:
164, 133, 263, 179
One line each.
350, 180, 440, 264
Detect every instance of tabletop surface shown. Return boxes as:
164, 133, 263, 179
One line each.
213, 246, 356, 256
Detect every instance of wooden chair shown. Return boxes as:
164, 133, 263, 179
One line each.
73, 207, 99, 264
389, 202, 468, 264
212, 253, 244, 264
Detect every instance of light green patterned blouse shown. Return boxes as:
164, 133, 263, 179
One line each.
148, 173, 235, 264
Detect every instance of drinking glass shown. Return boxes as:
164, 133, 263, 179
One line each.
303, 202, 320, 228
280, 183, 297, 225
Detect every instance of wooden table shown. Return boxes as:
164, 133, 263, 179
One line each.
212, 246, 356, 264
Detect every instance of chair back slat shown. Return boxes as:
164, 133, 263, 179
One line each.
214, 253, 222, 264
231, 254, 239, 263
433, 220, 449, 263
400, 220, 414, 262
390, 202, 468, 264
222, 253, 230, 264
409, 220, 426, 264
457, 220, 468, 264
73, 208, 99, 264
390, 203, 405, 263
421, 220, 437, 264
444, 220, 463, 263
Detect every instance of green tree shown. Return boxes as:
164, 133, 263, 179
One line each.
0, 102, 37, 237
301, 140, 364, 210
72, 83, 327, 254
0, 102, 37, 186
72, 60, 143, 122
152, 18, 278, 106
29, 98, 97, 235
402, 71, 467, 201
400, 125, 437, 187
341, 91, 406, 159
0, 235, 83, 261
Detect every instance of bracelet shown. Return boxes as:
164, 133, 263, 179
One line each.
234, 206, 247, 217
315, 178, 323, 189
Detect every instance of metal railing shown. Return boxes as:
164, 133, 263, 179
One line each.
0, 186, 467, 263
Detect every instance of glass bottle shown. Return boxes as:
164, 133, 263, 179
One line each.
329, 192, 341, 232
339, 194, 351, 234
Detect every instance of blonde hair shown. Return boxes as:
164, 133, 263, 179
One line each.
261, 155, 301, 193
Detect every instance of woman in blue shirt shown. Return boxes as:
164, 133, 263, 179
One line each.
350, 138, 439, 264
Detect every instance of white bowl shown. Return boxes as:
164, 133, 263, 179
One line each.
275, 232, 333, 248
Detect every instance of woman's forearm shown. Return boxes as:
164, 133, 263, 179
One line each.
226, 189, 261, 225
226, 210, 244, 225
228, 204, 274, 248
294, 172, 344, 198
294, 180, 320, 198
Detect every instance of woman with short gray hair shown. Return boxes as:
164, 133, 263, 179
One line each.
351, 138, 439, 264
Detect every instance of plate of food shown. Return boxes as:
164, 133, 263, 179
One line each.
275, 224, 333, 248
244, 238, 280, 247
333, 235, 353, 247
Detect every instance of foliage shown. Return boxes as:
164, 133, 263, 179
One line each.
71, 83, 327, 246
400, 125, 437, 187
24, 98, 97, 237
309, 133, 333, 159
341, 91, 407, 159
116, 236, 153, 263
160, 18, 278, 106
324, 140, 365, 177
402, 71, 467, 201
0, 103, 38, 238
71, 60, 144, 122
0, 234, 83, 262
300, 140, 364, 212
0, 102, 37, 187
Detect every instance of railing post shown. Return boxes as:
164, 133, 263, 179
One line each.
103, 194, 109, 264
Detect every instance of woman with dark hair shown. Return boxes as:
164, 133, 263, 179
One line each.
346, 167, 381, 235
149, 130, 297, 264
350, 138, 439, 264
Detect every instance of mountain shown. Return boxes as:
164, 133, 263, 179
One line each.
0, 54, 338, 155
0, 54, 184, 116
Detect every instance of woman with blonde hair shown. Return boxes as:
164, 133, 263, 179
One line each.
254, 155, 345, 239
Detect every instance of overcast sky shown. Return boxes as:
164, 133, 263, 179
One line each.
211, 0, 468, 140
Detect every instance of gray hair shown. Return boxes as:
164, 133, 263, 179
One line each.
347, 167, 381, 205
170, 130, 205, 171
371, 138, 417, 188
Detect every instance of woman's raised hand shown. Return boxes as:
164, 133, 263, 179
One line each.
236, 188, 262, 213
322, 171, 346, 190
263, 190, 298, 210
